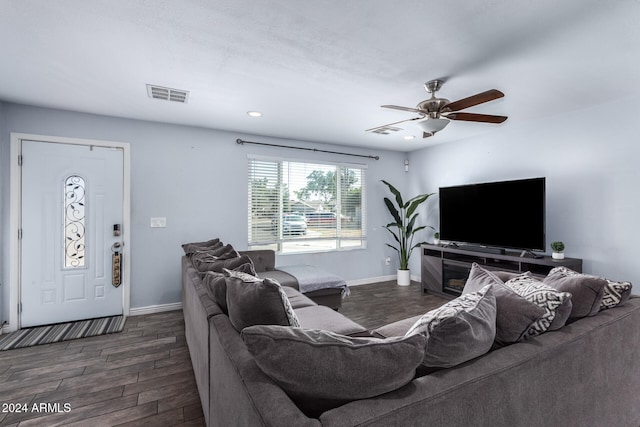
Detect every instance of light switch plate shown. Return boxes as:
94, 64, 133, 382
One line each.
150, 217, 167, 228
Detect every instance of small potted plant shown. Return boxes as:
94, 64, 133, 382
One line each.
551, 241, 565, 260
433, 232, 440, 245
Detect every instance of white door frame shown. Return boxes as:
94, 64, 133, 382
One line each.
8, 133, 131, 332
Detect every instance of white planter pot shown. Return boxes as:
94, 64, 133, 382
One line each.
433, 238, 440, 245
397, 269, 411, 286
552, 252, 565, 260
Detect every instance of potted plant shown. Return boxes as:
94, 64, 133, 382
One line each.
551, 241, 565, 260
381, 180, 434, 286
433, 232, 440, 245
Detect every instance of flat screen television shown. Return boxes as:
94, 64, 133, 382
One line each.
439, 177, 546, 251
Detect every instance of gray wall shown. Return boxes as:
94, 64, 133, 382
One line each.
408, 94, 640, 291
0, 102, 409, 321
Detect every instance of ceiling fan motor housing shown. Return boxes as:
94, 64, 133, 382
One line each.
417, 98, 450, 117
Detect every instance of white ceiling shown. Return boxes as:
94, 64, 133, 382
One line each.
1, 0, 639, 151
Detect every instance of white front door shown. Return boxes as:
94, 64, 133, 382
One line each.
21, 140, 124, 327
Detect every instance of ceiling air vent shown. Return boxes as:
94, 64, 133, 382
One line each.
146, 84, 189, 103
370, 126, 401, 135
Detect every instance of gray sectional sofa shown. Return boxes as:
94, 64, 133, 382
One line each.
182, 243, 640, 426
239, 249, 346, 310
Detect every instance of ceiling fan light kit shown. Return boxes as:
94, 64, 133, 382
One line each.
415, 117, 450, 135
367, 79, 508, 139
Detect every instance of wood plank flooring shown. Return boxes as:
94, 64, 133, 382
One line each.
340, 280, 449, 330
0, 280, 448, 426
0, 310, 203, 427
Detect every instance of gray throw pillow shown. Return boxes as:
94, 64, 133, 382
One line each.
242, 325, 426, 412
504, 276, 572, 338
181, 239, 222, 255
201, 271, 228, 313
225, 275, 300, 332
463, 263, 546, 347
543, 266, 607, 318
405, 284, 497, 368
192, 251, 254, 274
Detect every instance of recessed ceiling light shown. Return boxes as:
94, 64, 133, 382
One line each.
247, 111, 263, 117
403, 135, 415, 140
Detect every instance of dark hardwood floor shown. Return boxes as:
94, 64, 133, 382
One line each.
0, 280, 448, 426
341, 280, 449, 330
0, 310, 203, 427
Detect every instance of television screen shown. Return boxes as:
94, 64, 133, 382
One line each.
439, 177, 545, 251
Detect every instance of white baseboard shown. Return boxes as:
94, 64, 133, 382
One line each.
1, 324, 16, 335
346, 275, 397, 287
129, 302, 183, 317
347, 274, 421, 287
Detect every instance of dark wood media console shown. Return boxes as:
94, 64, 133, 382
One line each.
421, 243, 583, 298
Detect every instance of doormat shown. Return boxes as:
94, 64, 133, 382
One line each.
0, 315, 126, 351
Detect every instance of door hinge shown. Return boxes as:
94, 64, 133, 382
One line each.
18, 229, 22, 240
18, 302, 22, 314
18, 155, 23, 166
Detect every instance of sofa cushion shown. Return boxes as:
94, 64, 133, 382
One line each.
281, 286, 317, 309
504, 275, 572, 338
201, 271, 228, 314
225, 274, 300, 331
405, 285, 497, 368
463, 263, 546, 346
371, 314, 423, 338
257, 269, 299, 289
181, 238, 222, 255
241, 325, 426, 414
543, 266, 607, 318
239, 249, 276, 273
294, 305, 368, 336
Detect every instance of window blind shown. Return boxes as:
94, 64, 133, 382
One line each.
248, 157, 366, 253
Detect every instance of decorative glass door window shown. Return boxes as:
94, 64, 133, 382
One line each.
64, 175, 86, 268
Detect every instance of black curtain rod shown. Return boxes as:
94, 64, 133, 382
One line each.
236, 138, 379, 160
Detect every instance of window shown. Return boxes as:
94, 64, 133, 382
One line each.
248, 157, 366, 253
64, 175, 86, 268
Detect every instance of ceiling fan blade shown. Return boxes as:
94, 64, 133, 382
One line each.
444, 89, 504, 112
445, 112, 508, 123
365, 116, 423, 133
381, 105, 423, 114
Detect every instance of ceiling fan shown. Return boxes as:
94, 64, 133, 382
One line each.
366, 79, 508, 138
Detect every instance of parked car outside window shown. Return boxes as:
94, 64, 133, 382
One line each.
282, 214, 307, 235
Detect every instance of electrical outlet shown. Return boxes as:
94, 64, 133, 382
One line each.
385, 257, 391, 265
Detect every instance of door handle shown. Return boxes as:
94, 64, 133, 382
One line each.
111, 242, 123, 287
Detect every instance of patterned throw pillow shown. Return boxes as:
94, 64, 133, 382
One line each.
405, 285, 496, 368
601, 279, 633, 309
224, 270, 300, 329
504, 276, 571, 338
545, 266, 632, 311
